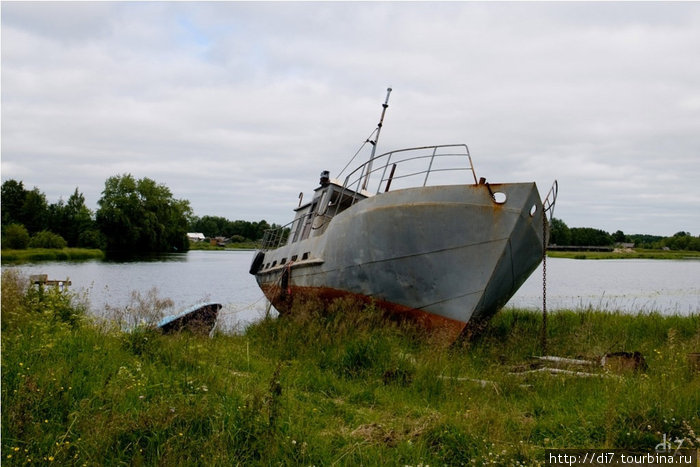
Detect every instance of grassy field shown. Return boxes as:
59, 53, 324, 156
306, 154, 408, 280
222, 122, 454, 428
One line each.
547, 249, 700, 260
2, 270, 699, 465
1, 248, 104, 264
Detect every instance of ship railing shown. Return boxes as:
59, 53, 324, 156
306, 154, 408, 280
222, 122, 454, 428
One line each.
259, 220, 294, 251
332, 144, 477, 217
340, 144, 478, 206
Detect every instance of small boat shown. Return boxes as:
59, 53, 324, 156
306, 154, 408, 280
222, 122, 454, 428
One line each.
158, 302, 222, 335
250, 89, 557, 339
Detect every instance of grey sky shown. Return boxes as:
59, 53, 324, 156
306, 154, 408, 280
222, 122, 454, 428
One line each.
2, 2, 699, 236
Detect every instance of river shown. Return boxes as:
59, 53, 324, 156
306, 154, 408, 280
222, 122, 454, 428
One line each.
6, 251, 699, 332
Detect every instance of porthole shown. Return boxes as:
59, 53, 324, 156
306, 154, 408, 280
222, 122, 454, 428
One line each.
493, 192, 507, 204
529, 204, 537, 217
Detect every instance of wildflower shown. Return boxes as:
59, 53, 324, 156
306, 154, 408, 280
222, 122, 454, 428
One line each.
48, 456, 54, 462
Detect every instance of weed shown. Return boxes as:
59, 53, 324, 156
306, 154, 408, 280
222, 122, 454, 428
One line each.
2, 273, 699, 465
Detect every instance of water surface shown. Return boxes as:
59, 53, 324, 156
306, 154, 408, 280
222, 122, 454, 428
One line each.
7, 252, 699, 332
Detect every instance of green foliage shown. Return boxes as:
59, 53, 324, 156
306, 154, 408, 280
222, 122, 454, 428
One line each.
96, 174, 192, 253
570, 227, 613, 246
1, 248, 105, 264
47, 188, 95, 247
1, 269, 86, 330
548, 217, 571, 245
77, 229, 105, 249
2, 223, 30, 249
612, 229, 628, 243
663, 231, 700, 251
1, 180, 27, 226
2, 180, 98, 247
20, 187, 49, 234
2, 280, 699, 465
628, 234, 664, 249
188, 215, 275, 242
28, 230, 67, 249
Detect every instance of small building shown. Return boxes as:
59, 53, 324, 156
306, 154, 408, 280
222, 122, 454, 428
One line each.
187, 232, 205, 242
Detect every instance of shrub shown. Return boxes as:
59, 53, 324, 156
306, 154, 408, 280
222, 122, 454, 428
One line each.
2, 269, 86, 329
28, 230, 67, 249
2, 223, 30, 249
1, 269, 28, 329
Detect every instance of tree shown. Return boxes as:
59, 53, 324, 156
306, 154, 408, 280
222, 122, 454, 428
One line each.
569, 227, 613, 246
1, 179, 26, 226
663, 231, 694, 251
548, 217, 571, 245
96, 174, 192, 253
20, 187, 49, 234
612, 230, 628, 243
1, 224, 30, 249
48, 188, 95, 247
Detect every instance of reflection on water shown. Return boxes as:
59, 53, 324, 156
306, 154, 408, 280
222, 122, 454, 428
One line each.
6, 253, 699, 332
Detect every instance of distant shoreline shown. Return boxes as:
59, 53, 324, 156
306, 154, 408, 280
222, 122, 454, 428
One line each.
1, 248, 104, 264
4, 246, 699, 264
547, 248, 700, 260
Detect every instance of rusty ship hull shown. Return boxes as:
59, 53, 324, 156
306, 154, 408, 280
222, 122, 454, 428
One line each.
252, 174, 551, 335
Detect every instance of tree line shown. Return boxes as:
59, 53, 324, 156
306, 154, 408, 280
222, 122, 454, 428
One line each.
1, 176, 277, 253
3, 177, 698, 253
548, 218, 700, 251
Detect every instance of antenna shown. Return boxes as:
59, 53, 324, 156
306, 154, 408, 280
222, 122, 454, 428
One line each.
361, 87, 392, 191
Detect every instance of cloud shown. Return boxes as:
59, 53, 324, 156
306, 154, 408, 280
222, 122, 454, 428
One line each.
2, 2, 699, 236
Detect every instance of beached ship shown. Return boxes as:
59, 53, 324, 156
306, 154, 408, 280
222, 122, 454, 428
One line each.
250, 89, 557, 337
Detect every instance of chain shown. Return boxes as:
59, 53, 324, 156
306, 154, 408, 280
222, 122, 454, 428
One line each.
541, 212, 548, 355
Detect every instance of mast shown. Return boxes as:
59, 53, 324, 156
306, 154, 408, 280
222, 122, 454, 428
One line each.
361, 87, 392, 191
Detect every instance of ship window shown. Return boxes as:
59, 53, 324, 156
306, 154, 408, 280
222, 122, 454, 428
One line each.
291, 255, 298, 261
281, 258, 287, 265
302, 252, 310, 260
530, 204, 537, 216
265, 263, 270, 269
271, 260, 277, 267
493, 192, 507, 204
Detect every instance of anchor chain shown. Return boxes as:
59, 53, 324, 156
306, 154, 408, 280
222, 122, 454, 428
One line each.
541, 212, 548, 355
540, 180, 557, 356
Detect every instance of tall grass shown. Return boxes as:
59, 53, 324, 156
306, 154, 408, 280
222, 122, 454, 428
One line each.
2, 270, 699, 465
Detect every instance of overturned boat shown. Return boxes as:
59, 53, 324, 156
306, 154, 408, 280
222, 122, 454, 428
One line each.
250, 89, 557, 337
158, 302, 222, 335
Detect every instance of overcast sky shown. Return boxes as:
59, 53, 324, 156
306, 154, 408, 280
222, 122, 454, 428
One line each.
2, 2, 699, 236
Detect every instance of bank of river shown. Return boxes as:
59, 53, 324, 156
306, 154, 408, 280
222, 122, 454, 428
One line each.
5, 251, 699, 332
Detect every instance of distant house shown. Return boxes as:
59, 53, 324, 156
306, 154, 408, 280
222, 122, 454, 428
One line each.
187, 232, 205, 242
